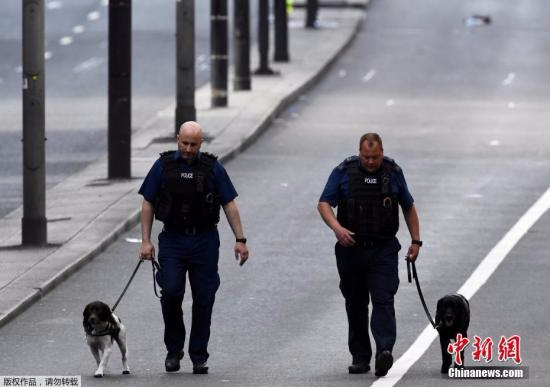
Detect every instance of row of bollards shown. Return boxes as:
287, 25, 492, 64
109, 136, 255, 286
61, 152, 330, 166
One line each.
207, 0, 291, 112
20, 0, 320, 246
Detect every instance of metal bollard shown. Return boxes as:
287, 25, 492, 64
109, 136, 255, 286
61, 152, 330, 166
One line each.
273, 0, 289, 62
254, 0, 276, 75
175, 0, 196, 134
305, 0, 319, 28
211, 0, 228, 107
22, 0, 47, 245
108, 0, 132, 179
234, 0, 251, 90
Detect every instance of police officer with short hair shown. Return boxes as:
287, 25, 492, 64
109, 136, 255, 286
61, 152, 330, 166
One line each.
139, 121, 249, 374
317, 133, 421, 377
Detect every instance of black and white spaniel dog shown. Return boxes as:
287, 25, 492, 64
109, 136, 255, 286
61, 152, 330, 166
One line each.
83, 301, 130, 377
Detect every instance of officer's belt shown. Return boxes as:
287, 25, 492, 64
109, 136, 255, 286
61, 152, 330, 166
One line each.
353, 237, 392, 248
163, 224, 215, 235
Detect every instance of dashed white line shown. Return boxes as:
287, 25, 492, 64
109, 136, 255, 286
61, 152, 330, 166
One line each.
73, 57, 105, 73
467, 193, 483, 199
362, 69, 376, 83
502, 72, 516, 86
72, 25, 85, 34
87, 11, 101, 21
371, 186, 550, 386
44, 51, 53, 60
386, 99, 395, 106
508, 101, 516, 109
156, 106, 174, 118
489, 140, 500, 147
46, 1, 63, 10
59, 36, 73, 46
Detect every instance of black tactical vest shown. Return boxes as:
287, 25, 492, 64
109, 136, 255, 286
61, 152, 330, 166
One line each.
154, 151, 221, 231
337, 157, 399, 240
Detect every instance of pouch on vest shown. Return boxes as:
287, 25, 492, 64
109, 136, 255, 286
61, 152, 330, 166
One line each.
337, 158, 399, 239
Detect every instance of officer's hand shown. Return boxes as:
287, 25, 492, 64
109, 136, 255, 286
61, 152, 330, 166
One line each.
235, 242, 249, 266
334, 226, 356, 247
406, 244, 420, 262
139, 241, 156, 261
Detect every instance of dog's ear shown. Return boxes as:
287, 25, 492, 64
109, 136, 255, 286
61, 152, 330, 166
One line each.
435, 298, 444, 323
457, 297, 470, 332
83, 304, 91, 319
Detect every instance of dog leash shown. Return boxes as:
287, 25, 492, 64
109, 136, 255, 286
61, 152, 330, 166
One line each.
406, 258, 437, 329
112, 259, 162, 312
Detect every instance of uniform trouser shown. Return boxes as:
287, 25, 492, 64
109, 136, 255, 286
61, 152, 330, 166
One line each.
335, 237, 401, 364
156, 227, 221, 364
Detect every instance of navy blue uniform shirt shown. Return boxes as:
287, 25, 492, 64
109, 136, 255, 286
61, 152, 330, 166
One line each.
319, 156, 414, 209
139, 150, 238, 205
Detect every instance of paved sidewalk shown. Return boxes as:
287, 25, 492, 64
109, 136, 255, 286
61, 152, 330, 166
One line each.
0, 6, 366, 328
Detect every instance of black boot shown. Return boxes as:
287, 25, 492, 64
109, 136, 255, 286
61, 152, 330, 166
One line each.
165, 351, 184, 372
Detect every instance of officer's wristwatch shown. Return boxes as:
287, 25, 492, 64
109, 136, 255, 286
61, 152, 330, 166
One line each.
236, 238, 247, 244
411, 239, 423, 247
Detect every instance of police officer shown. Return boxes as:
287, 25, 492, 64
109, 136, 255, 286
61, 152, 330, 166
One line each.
317, 133, 420, 377
139, 121, 249, 374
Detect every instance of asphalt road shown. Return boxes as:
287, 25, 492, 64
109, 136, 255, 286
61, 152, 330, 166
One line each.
0, 0, 258, 217
1, 0, 549, 386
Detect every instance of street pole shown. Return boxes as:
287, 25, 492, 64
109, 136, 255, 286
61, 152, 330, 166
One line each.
22, 0, 47, 246
305, 0, 319, 28
254, 0, 275, 75
273, 0, 289, 62
108, 0, 131, 179
211, 0, 228, 107
233, 0, 251, 90
175, 0, 196, 134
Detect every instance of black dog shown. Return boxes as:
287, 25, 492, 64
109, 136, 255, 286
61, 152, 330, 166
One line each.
435, 294, 470, 373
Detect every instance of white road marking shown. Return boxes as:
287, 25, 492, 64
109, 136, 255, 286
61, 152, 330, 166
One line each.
46, 1, 63, 10
371, 186, 550, 386
156, 106, 174, 118
362, 69, 376, 83
124, 237, 142, 243
508, 101, 516, 109
467, 193, 483, 199
44, 51, 52, 60
72, 25, 85, 34
73, 57, 105, 73
386, 99, 395, 106
502, 72, 516, 86
87, 11, 101, 21
489, 140, 500, 146
59, 36, 73, 46
101, 0, 109, 6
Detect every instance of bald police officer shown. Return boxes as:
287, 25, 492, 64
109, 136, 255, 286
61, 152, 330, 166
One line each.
317, 133, 420, 377
139, 121, 249, 374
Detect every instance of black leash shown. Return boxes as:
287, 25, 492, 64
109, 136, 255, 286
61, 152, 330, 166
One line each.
406, 258, 438, 329
112, 259, 162, 312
